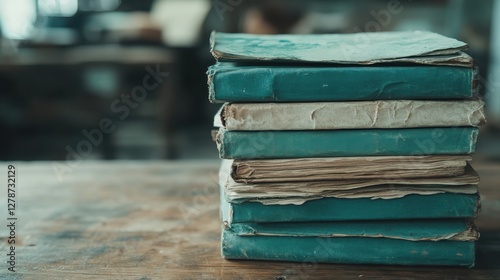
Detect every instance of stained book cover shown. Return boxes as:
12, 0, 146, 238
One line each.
221, 185, 479, 267
228, 155, 472, 183
208, 64, 478, 102
216, 127, 479, 159
218, 166, 480, 223
210, 31, 472, 66
221, 228, 476, 266
221, 218, 478, 266
215, 101, 485, 130
220, 159, 479, 203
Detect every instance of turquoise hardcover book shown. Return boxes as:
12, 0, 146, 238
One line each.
222, 229, 476, 266
221, 198, 478, 266
208, 63, 476, 103
216, 127, 478, 159
220, 184, 480, 223
224, 219, 477, 241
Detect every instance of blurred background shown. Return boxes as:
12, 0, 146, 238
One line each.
0, 0, 498, 161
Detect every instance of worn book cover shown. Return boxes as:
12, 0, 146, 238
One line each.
220, 216, 478, 266
228, 156, 472, 183
219, 174, 480, 223
221, 191, 480, 223
221, 224, 476, 266
210, 31, 472, 66
220, 159, 479, 203
208, 64, 478, 103
216, 127, 478, 159
215, 101, 485, 130
223, 220, 478, 241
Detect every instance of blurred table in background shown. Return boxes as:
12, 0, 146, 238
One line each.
0, 160, 499, 279
0, 46, 173, 65
0, 46, 178, 160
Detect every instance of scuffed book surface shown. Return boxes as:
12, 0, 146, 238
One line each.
218, 161, 480, 224
210, 31, 471, 66
221, 229, 476, 267
216, 127, 479, 159
207, 64, 477, 103
220, 159, 479, 203
229, 155, 472, 183
220, 191, 480, 223
226, 219, 478, 242
216, 101, 486, 131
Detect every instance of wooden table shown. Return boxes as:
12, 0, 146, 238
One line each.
0, 160, 499, 279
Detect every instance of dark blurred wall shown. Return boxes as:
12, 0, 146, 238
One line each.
0, 0, 498, 160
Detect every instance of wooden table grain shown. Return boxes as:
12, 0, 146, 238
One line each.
0, 160, 499, 280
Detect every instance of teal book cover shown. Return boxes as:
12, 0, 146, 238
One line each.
210, 31, 471, 65
226, 219, 478, 241
219, 183, 480, 223
221, 229, 476, 267
216, 127, 478, 159
208, 63, 476, 103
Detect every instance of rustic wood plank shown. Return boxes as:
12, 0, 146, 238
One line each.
0, 160, 499, 279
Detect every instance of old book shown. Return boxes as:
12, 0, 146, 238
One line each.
220, 216, 478, 266
208, 64, 477, 103
220, 160, 479, 203
229, 156, 471, 183
221, 222, 476, 266
225, 182, 478, 203
210, 31, 471, 66
215, 101, 485, 130
223, 220, 478, 241
220, 190, 479, 223
216, 127, 478, 159
219, 167, 480, 223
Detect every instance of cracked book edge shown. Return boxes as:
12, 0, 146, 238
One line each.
206, 66, 220, 103
213, 104, 226, 128
216, 129, 226, 159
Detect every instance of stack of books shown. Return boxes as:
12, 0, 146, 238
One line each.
208, 31, 486, 267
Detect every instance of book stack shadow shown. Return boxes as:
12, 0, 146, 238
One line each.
207, 31, 486, 267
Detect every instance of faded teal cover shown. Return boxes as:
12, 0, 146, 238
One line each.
208, 63, 476, 103
216, 127, 478, 159
227, 219, 476, 241
220, 189, 479, 223
210, 31, 469, 64
221, 230, 475, 267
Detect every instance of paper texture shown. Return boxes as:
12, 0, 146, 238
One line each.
208, 63, 477, 103
220, 160, 479, 204
216, 127, 478, 159
230, 156, 471, 183
222, 229, 476, 266
211, 31, 472, 66
216, 101, 486, 131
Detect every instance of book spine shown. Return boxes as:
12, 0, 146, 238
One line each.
220, 101, 486, 131
228, 193, 479, 223
208, 65, 474, 103
228, 219, 478, 241
222, 230, 475, 267
217, 128, 478, 159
